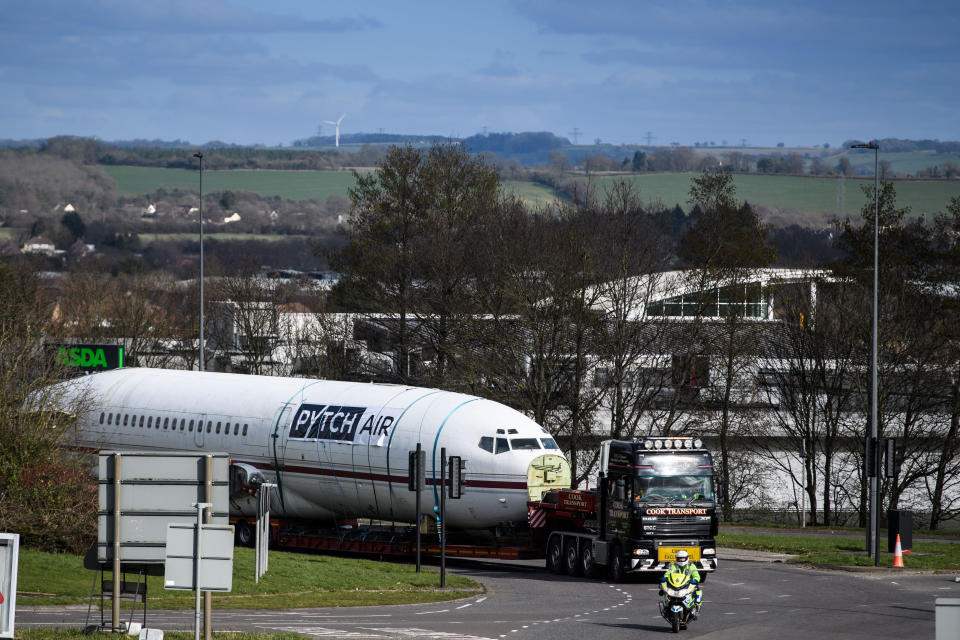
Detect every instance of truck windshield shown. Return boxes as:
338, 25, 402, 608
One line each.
633, 476, 714, 503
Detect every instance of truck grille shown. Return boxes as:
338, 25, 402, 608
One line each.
645, 515, 712, 536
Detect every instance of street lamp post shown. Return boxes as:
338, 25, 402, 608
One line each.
193, 151, 205, 372
851, 140, 880, 566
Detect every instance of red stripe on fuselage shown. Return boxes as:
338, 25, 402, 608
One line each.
245, 460, 528, 490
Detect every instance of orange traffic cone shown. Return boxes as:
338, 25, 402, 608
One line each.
892, 534, 905, 568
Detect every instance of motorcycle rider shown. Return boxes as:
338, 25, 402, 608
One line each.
659, 550, 703, 616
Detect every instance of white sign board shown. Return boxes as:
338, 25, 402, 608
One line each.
0, 533, 19, 639
98, 452, 229, 564
164, 524, 234, 592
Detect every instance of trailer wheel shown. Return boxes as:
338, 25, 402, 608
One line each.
564, 539, 583, 576
235, 520, 254, 547
581, 542, 598, 578
609, 545, 626, 583
546, 536, 564, 574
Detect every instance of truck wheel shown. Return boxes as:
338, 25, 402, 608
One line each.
235, 520, 254, 547
581, 542, 597, 578
546, 536, 564, 574
564, 539, 582, 576
609, 545, 626, 583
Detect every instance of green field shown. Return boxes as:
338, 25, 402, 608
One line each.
103, 166, 959, 225
589, 172, 960, 224
17, 546, 481, 608
138, 233, 310, 244
103, 166, 362, 201
502, 180, 559, 207
719, 530, 960, 570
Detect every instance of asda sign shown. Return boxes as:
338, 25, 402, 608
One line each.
50, 344, 124, 372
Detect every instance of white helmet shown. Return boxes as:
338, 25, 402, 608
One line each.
675, 550, 689, 565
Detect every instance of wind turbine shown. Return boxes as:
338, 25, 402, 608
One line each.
323, 114, 345, 147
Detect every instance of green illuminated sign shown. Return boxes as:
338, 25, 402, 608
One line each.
52, 344, 124, 371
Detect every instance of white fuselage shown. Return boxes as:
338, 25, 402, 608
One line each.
61, 368, 571, 529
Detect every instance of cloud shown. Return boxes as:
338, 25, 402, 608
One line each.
2, 0, 382, 36
476, 50, 521, 77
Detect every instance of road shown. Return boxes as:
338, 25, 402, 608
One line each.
18, 553, 954, 639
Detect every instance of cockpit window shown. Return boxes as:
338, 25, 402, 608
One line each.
495, 437, 510, 454
541, 437, 559, 449
479, 436, 494, 453
511, 438, 541, 450
508, 428, 518, 434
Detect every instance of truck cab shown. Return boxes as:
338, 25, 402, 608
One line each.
601, 438, 718, 575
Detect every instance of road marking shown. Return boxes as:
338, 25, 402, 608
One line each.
416, 610, 450, 615
456, 604, 473, 609
730, 582, 744, 586
738, 597, 751, 600
778, 594, 792, 598
725, 612, 737, 615
757, 610, 768, 614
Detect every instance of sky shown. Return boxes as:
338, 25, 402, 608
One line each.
1, 0, 958, 148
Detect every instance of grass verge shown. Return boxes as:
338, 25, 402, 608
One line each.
17, 546, 482, 608
718, 531, 960, 570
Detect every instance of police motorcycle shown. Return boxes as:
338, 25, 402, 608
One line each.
658, 560, 702, 632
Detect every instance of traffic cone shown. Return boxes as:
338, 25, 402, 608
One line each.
892, 534, 905, 568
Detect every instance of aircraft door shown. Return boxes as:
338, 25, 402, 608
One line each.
271, 404, 293, 463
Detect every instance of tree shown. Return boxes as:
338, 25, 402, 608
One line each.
687, 170, 737, 214
679, 173, 777, 519
335, 145, 425, 382
0, 259, 95, 553
60, 210, 86, 239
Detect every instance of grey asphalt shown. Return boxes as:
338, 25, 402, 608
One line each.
17, 549, 954, 639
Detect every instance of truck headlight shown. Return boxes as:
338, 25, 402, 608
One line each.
633, 548, 649, 556
702, 548, 715, 556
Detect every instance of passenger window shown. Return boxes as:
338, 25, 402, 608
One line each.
216, 422, 221, 434
478, 436, 494, 453
234, 424, 239, 436
99, 412, 105, 424
163, 417, 169, 430
189, 419, 194, 432
495, 438, 510, 454
242, 424, 248, 436
107, 413, 112, 425
224, 422, 230, 435
207, 421, 212, 433
540, 437, 559, 449
139, 416, 144, 428
511, 438, 540, 450
180, 419, 186, 431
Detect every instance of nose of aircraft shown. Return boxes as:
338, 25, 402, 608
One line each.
526, 453, 572, 501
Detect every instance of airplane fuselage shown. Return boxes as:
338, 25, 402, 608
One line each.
61, 368, 571, 529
